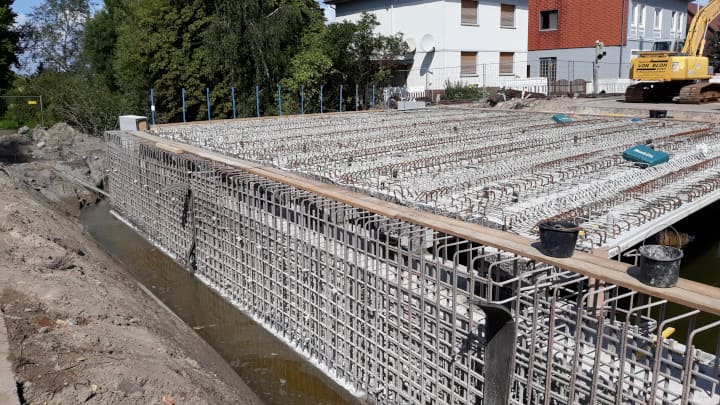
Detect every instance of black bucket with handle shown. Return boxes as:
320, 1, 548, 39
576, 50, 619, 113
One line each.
538, 221, 580, 258
638, 245, 683, 288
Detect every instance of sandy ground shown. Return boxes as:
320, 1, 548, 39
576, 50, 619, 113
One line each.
0, 126, 262, 404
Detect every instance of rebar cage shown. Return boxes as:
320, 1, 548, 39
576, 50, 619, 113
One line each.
106, 130, 720, 405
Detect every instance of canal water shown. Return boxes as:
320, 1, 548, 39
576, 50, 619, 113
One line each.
659, 200, 720, 353
80, 201, 359, 405
80, 198, 720, 402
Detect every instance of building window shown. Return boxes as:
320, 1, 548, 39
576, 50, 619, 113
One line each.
500, 52, 514, 76
540, 10, 558, 30
639, 4, 646, 28
461, 0, 478, 25
501, 4, 515, 28
654, 8, 662, 30
671, 11, 678, 32
461, 52, 477, 75
653, 41, 670, 51
539, 57, 557, 81
631, 4, 638, 27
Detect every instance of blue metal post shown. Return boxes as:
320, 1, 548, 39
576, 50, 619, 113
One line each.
355, 83, 359, 111
301, 85, 305, 115
206, 88, 211, 121
278, 85, 282, 116
231, 87, 237, 119
320, 85, 324, 114
340, 85, 344, 112
371, 85, 375, 109
256, 85, 260, 117
150, 88, 156, 125
181, 88, 186, 123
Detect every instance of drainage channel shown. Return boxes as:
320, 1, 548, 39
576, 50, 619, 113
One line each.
80, 201, 360, 405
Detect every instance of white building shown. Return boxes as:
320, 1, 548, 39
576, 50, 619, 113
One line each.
326, 0, 530, 92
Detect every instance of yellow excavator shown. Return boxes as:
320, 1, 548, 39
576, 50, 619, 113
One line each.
625, 0, 720, 103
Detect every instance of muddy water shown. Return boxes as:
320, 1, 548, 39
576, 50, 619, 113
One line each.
661, 201, 720, 352
80, 201, 359, 405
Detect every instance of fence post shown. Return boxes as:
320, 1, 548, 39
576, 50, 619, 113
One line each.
355, 83, 359, 111
231, 87, 237, 119
278, 85, 283, 116
181, 88, 186, 123
301, 85, 305, 115
482, 64, 486, 88
320, 85, 324, 114
150, 88, 156, 125
372, 85, 375, 109
205, 88, 211, 121
256, 85, 260, 118
340, 85, 344, 112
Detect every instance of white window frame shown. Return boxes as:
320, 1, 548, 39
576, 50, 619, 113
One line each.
639, 4, 646, 29
632, 3, 640, 27
653, 8, 662, 31
671, 10, 678, 33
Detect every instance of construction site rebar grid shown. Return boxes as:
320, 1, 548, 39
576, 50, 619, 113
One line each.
151, 109, 720, 256
106, 130, 720, 405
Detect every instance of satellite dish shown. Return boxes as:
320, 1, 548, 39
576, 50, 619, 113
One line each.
405, 38, 417, 53
420, 34, 436, 52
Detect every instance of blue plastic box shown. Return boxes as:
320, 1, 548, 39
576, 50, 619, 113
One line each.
623, 144, 670, 167
552, 114, 573, 124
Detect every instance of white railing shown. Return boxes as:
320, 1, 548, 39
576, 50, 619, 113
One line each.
383, 86, 427, 101
586, 78, 637, 94
499, 77, 549, 95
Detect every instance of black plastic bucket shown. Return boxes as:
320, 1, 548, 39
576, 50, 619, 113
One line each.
649, 109, 667, 118
638, 245, 683, 288
538, 221, 580, 258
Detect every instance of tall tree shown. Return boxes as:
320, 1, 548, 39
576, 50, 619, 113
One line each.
114, 0, 213, 122
0, 0, 20, 90
21, 0, 91, 72
206, 0, 325, 115
82, 0, 123, 89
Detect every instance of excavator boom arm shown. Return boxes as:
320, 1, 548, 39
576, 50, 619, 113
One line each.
683, 0, 720, 56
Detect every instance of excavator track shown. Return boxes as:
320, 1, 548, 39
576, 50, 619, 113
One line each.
624, 81, 692, 103
677, 82, 720, 104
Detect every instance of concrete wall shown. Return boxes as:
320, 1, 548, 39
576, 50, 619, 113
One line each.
335, 0, 529, 89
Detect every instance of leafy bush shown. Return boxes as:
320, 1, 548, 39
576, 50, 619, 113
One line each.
444, 80, 487, 100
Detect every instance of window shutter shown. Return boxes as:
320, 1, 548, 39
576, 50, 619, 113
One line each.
501, 4, 515, 27
461, 52, 477, 75
500, 52, 514, 75
461, 0, 478, 25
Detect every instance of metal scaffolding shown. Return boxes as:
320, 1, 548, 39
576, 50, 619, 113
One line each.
106, 127, 720, 405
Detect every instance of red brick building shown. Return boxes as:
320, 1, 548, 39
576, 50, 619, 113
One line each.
527, 0, 690, 83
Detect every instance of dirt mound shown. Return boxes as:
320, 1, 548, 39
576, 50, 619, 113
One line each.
0, 163, 261, 405
1, 124, 106, 217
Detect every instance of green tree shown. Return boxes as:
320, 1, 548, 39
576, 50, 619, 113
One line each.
207, 0, 325, 115
0, 0, 20, 91
21, 0, 91, 72
82, 0, 123, 89
113, 0, 213, 123
708, 31, 720, 73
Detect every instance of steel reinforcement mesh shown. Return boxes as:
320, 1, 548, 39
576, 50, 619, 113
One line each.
106, 131, 720, 405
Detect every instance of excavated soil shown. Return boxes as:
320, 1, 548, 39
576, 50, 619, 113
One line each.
0, 126, 262, 405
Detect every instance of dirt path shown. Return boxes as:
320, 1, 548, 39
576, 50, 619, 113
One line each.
0, 127, 262, 404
